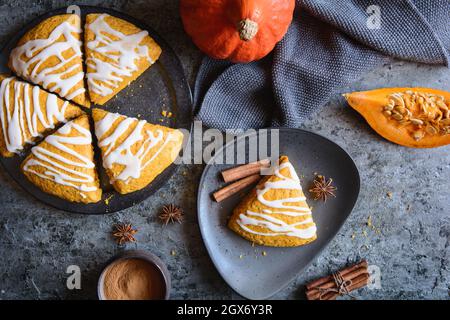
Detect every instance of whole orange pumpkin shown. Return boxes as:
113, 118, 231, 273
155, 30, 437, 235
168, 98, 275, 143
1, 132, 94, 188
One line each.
180, 0, 296, 63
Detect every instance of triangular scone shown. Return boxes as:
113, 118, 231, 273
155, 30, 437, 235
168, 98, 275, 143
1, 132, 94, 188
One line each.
9, 14, 90, 107
84, 14, 162, 105
21, 115, 102, 203
0, 75, 83, 157
92, 108, 183, 194
228, 156, 317, 247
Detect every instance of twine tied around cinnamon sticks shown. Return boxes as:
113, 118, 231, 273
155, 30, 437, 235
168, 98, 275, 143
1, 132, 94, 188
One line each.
315, 271, 355, 300
306, 260, 370, 300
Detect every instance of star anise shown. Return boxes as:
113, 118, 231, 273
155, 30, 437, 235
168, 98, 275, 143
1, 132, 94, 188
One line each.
309, 175, 337, 202
112, 223, 138, 244
159, 204, 184, 225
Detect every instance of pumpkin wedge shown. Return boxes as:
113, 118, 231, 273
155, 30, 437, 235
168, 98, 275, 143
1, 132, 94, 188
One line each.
344, 88, 450, 148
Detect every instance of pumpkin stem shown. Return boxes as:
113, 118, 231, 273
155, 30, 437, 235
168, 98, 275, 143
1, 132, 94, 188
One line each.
238, 19, 258, 41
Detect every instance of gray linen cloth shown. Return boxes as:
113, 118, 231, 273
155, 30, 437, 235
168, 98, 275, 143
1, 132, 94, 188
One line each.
193, 0, 450, 130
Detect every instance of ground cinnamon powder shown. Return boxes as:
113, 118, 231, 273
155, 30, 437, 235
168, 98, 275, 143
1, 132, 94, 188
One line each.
102, 258, 165, 300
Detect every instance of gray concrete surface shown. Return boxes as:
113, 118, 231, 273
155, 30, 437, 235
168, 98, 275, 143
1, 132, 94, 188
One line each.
0, 0, 448, 300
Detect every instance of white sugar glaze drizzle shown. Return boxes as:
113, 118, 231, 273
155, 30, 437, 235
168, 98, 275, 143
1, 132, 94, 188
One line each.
0, 77, 68, 154
236, 161, 317, 239
95, 112, 173, 183
23, 121, 98, 196
10, 18, 85, 100
86, 14, 153, 97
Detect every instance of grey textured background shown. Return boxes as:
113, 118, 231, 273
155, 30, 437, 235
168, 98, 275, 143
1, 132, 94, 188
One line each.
0, 0, 448, 300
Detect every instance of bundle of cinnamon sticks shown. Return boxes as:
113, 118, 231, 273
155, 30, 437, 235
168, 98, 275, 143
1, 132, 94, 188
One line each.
305, 260, 370, 300
212, 159, 270, 202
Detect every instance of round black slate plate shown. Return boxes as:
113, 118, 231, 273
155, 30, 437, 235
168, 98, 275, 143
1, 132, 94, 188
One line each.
198, 128, 360, 299
0, 6, 192, 214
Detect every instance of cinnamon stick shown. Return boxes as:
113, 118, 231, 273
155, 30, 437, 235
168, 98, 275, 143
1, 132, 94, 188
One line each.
306, 260, 368, 290
213, 174, 261, 202
306, 271, 370, 300
318, 291, 336, 301
221, 159, 270, 183
305, 260, 369, 300
305, 265, 368, 300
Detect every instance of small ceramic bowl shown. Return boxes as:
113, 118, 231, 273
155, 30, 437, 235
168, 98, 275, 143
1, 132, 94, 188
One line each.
97, 249, 171, 300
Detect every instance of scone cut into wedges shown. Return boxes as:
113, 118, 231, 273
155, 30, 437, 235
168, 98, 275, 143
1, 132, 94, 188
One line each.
8, 14, 90, 107
228, 156, 317, 247
0, 75, 83, 157
92, 108, 184, 194
84, 13, 162, 105
21, 115, 102, 204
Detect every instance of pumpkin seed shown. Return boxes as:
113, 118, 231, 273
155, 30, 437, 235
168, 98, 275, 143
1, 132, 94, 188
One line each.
392, 95, 404, 107
405, 109, 412, 117
394, 105, 405, 113
413, 131, 424, 141
440, 118, 450, 125
383, 110, 392, 117
392, 113, 403, 121
410, 118, 423, 125
425, 125, 438, 135
437, 100, 449, 110
384, 105, 394, 111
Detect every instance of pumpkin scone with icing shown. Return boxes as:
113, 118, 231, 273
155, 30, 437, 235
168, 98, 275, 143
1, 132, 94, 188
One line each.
92, 109, 184, 194
9, 14, 89, 107
21, 115, 102, 204
84, 14, 162, 105
228, 156, 317, 247
0, 75, 83, 157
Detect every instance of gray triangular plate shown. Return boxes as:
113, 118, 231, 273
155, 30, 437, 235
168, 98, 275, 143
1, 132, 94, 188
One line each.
197, 128, 360, 299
